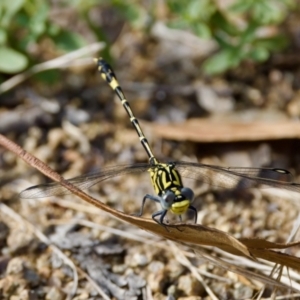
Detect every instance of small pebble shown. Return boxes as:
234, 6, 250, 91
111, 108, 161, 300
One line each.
6, 257, 24, 275
45, 286, 65, 300
178, 274, 204, 296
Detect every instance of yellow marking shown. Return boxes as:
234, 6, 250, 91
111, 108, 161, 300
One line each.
166, 165, 170, 173
109, 77, 119, 90
171, 200, 190, 215
164, 181, 172, 189
170, 169, 180, 186
156, 175, 163, 192
161, 171, 172, 189
173, 189, 181, 196
153, 177, 160, 194
161, 171, 166, 186
149, 168, 160, 194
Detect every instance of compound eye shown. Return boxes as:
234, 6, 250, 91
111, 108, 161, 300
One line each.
181, 187, 194, 202
161, 191, 175, 209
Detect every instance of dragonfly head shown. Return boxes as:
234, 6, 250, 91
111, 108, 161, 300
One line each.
161, 187, 194, 215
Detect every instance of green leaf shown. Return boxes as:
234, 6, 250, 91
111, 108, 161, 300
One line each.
195, 0, 216, 21
193, 23, 211, 39
203, 49, 241, 75
214, 33, 234, 49
0, 28, 7, 44
252, 1, 284, 24
53, 30, 86, 51
111, 0, 141, 26
167, 19, 189, 30
29, 2, 49, 37
0, 46, 28, 73
48, 23, 60, 36
254, 35, 288, 51
33, 69, 61, 84
186, 0, 211, 21
249, 47, 269, 61
167, 0, 185, 14
229, 0, 254, 13
210, 11, 239, 36
15, 10, 29, 27
0, 0, 25, 27
238, 22, 258, 45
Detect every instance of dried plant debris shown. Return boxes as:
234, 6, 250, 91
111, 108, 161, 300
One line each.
146, 118, 300, 143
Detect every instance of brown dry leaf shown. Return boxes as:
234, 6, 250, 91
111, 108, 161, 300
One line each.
72, 188, 300, 272
60, 185, 300, 271
144, 119, 300, 142
62, 187, 252, 257
195, 249, 298, 291
240, 238, 300, 249
116, 215, 252, 258
240, 238, 300, 270
249, 248, 300, 271
104, 207, 300, 272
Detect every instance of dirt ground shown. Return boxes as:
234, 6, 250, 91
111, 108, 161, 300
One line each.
1, 4, 300, 300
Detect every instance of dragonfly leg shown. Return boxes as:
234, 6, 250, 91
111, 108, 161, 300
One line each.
173, 215, 184, 232
152, 209, 170, 231
188, 205, 198, 223
134, 194, 161, 217
154, 209, 170, 231
152, 209, 167, 224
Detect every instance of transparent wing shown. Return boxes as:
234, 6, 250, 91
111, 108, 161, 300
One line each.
20, 161, 300, 199
174, 161, 300, 193
20, 163, 150, 199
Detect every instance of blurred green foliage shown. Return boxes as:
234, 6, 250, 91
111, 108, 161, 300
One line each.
0, 0, 296, 77
0, 0, 86, 74
166, 0, 296, 74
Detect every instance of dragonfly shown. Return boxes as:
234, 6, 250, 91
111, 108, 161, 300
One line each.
20, 58, 300, 225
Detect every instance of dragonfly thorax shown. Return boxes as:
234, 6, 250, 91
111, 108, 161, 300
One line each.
148, 162, 184, 194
